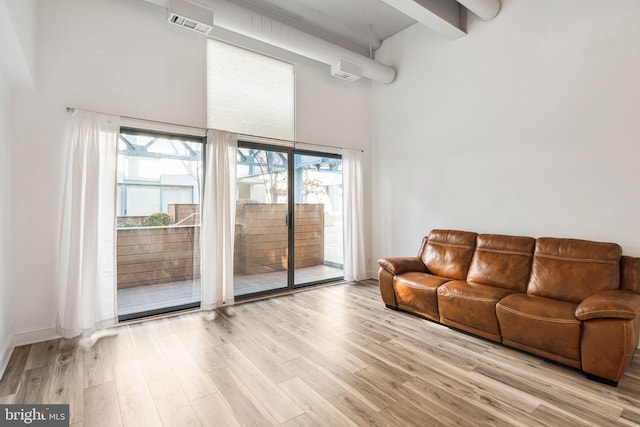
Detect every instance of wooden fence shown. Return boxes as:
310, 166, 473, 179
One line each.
167, 204, 200, 225
116, 203, 325, 289
116, 226, 200, 289
234, 203, 324, 275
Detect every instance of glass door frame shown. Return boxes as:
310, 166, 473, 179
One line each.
235, 141, 344, 300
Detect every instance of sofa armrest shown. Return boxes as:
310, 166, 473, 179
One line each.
377, 257, 427, 275
575, 290, 640, 321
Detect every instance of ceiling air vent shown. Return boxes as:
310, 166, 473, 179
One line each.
167, 12, 212, 34
166, 0, 213, 35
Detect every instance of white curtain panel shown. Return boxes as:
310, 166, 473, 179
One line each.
343, 148, 367, 281
201, 129, 238, 310
57, 110, 120, 338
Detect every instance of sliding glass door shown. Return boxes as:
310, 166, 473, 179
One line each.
116, 129, 203, 321
235, 145, 290, 296
234, 143, 343, 298
293, 153, 343, 287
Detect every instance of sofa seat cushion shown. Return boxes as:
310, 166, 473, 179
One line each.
394, 272, 450, 321
496, 293, 581, 367
437, 280, 515, 342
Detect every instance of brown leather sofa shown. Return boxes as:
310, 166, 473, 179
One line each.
377, 229, 640, 386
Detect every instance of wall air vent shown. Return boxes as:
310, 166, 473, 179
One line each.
167, 12, 212, 34
166, 0, 213, 35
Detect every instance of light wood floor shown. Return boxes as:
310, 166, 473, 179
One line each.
1, 280, 639, 426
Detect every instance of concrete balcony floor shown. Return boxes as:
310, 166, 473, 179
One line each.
117, 264, 343, 317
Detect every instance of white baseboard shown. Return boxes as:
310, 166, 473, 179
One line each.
0, 338, 12, 381
0, 326, 60, 379
12, 325, 59, 347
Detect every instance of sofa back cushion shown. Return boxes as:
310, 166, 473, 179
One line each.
528, 237, 622, 303
621, 256, 640, 293
420, 230, 477, 280
467, 234, 535, 291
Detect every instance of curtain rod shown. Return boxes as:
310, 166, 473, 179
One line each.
65, 107, 364, 153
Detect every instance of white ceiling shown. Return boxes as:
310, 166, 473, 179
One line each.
206, 0, 417, 56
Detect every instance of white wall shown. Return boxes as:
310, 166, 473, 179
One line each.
4, 0, 36, 82
0, 74, 13, 376
372, 0, 640, 262
0, 0, 36, 376
0, 0, 36, 91
10, 0, 373, 342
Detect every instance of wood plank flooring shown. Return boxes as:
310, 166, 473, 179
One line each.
1, 279, 639, 426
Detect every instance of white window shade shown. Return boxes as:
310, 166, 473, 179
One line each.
207, 39, 295, 140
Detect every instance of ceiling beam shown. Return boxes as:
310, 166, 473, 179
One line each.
378, 0, 465, 40
457, 0, 500, 21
